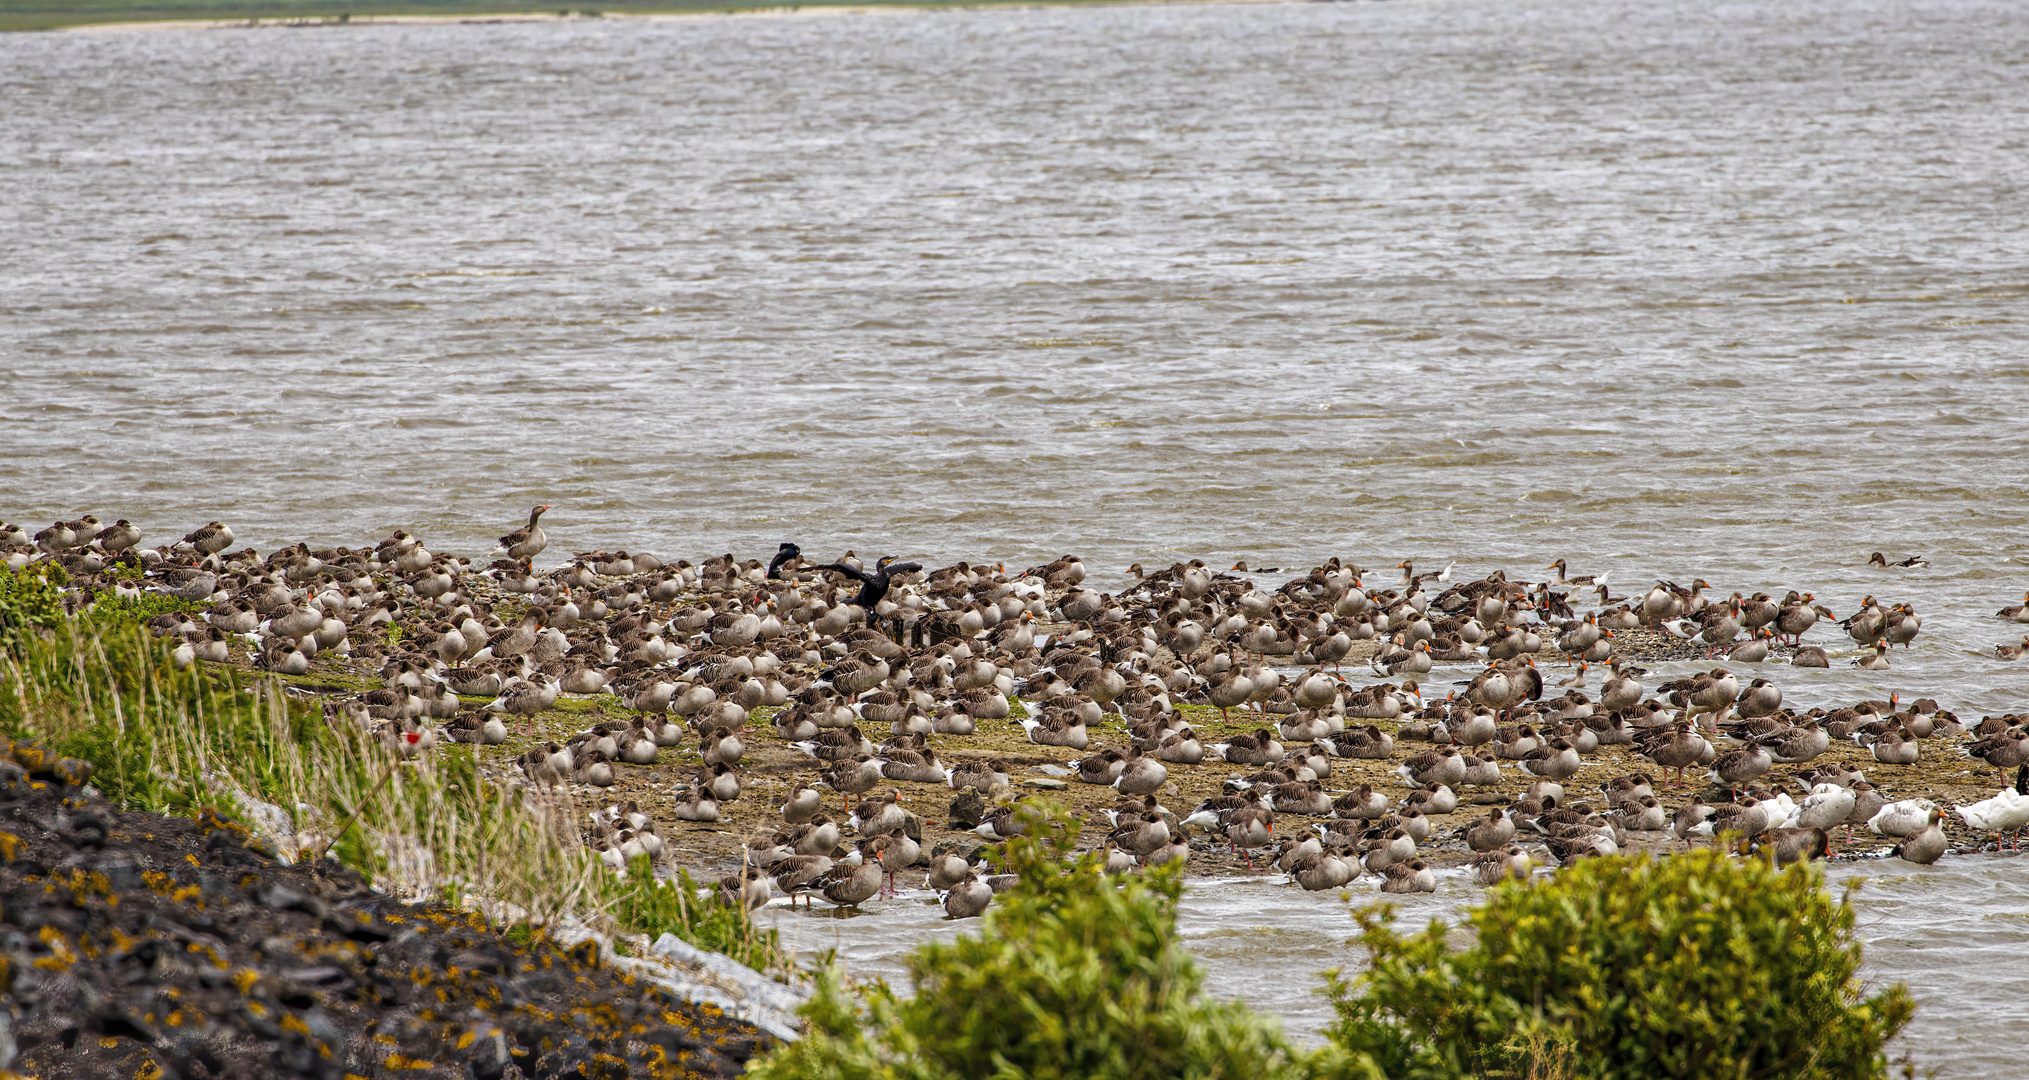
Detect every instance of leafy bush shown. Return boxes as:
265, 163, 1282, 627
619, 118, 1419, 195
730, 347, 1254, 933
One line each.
1319, 848, 1914, 1080
77, 587, 203, 628
748, 804, 1303, 1080
0, 563, 67, 652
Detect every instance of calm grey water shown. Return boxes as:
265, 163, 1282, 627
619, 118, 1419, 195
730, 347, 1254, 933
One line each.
6, 0, 2029, 1070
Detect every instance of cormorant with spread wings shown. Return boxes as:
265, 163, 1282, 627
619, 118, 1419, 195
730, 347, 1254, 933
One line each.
812, 555, 922, 610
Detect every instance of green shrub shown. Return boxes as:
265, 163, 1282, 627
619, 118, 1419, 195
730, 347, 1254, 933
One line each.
1319, 848, 1914, 1080
0, 563, 67, 653
77, 588, 203, 628
748, 804, 1303, 1080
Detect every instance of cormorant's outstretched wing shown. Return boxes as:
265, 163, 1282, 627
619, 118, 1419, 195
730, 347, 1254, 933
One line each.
811, 562, 872, 584
883, 562, 924, 577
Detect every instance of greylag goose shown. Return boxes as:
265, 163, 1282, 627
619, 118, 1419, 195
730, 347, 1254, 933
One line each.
1867, 799, 1936, 837
179, 521, 234, 556
92, 519, 141, 553
1746, 827, 1830, 866
717, 868, 772, 911
1379, 858, 1436, 894
1463, 809, 1516, 852
1287, 851, 1356, 891
942, 871, 994, 918
1469, 845, 1532, 885
772, 855, 835, 908
493, 505, 552, 562
781, 783, 823, 824
1891, 810, 1947, 865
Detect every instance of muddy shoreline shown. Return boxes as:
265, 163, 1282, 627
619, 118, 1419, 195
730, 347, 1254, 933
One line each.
12, 528, 2017, 898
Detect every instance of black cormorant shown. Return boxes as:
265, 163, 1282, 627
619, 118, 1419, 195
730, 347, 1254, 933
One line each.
813, 555, 923, 610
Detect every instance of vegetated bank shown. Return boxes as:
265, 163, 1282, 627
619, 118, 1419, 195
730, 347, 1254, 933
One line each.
0, 570, 791, 1077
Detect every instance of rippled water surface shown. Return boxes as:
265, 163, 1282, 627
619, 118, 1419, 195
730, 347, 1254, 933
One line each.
6, 0, 2029, 1070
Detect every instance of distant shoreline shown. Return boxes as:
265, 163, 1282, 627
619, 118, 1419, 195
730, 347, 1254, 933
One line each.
6, 0, 1293, 34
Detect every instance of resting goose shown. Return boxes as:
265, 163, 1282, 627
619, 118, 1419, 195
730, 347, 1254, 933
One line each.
1463, 808, 1516, 852
779, 783, 824, 825
1379, 858, 1436, 894
1470, 845, 1532, 886
1791, 646, 1830, 668
1868, 799, 1936, 837
973, 805, 1028, 841
1287, 851, 1356, 892
92, 519, 141, 554
942, 871, 994, 918
179, 520, 234, 556
671, 785, 720, 822
1891, 810, 1947, 865
445, 712, 510, 745
1745, 827, 1831, 866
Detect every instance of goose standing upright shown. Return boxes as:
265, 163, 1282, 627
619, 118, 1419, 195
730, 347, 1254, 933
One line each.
493, 505, 552, 562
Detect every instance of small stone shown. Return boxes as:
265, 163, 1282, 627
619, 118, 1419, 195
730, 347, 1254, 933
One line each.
1023, 778, 1068, 791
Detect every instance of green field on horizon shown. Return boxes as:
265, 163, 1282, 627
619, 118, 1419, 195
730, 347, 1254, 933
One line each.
0, 0, 1057, 32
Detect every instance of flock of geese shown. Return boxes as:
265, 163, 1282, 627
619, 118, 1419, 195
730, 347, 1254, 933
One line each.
9, 512, 2029, 921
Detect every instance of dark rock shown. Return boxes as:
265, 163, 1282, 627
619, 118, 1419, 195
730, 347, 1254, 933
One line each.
947, 788, 986, 829
0, 741, 768, 1080
257, 883, 326, 918
57, 806, 110, 848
